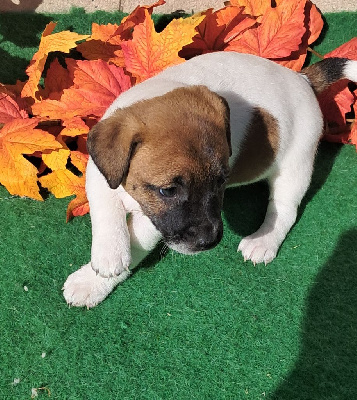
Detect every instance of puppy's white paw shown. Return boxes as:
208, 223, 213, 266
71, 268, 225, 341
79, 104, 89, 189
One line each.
238, 234, 279, 265
91, 242, 131, 278
63, 263, 130, 308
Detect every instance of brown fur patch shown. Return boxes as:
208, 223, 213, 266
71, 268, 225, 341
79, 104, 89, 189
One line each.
302, 58, 348, 94
302, 64, 330, 93
87, 85, 231, 215
228, 108, 279, 185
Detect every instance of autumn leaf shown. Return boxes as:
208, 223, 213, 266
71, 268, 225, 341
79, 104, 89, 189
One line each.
229, 0, 271, 19
306, 1, 324, 45
228, 0, 306, 59
42, 148, 71, 171
121, 9, 205, 82
322, 100, 357, 150
119, 0, 166, 40
0, 118, 62, 200
272, 0, 323, 71
0, 88, 28, 123
180, 7, 256, 58
32, 59, 132, 120
91, 22, 122, 41
77, 0, 166, 67
177, 10, 220, 58
76, 23, 124, 66
319, 80, 355, 126
21, 22, 89, 100
61, 117, 90, 137
39, 151, 88, 220
325, 37, 357, 60
41, 58, 73, 100
216, 6, 257, 43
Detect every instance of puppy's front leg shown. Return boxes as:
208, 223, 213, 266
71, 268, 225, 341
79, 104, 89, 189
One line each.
86, 157, 131, 278
63, 208, 161, 308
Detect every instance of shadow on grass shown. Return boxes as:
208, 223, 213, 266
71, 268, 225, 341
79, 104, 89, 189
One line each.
0, 12, 52, 83
223, 142, 342, 238
270, 228, 357, 399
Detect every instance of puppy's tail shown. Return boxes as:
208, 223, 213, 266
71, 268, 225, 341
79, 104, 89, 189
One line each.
302, 57, 357, 94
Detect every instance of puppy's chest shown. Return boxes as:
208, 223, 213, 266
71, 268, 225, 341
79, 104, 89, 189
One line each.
227, 107, 280, 186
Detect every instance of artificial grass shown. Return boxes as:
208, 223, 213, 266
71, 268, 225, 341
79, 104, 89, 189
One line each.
1, 8, 357, 400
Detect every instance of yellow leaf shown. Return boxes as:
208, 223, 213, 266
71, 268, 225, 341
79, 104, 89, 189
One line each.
42, 148, 70, 171
22, 23, 89, 100
0, 118, 62, 200
39, 169, 84, 199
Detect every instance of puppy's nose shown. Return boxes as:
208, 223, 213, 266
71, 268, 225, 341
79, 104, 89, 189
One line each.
194, 223, 223, 251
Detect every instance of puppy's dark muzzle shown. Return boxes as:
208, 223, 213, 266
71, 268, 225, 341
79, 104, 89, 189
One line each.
195, 231, 223, 251
185, 221, 223, 252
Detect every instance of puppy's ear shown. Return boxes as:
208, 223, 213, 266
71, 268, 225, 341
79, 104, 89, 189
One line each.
87, 111, 142, 189
219, 95, 232, 157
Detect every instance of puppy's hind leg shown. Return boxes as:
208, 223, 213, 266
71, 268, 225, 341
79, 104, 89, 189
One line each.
238, 146, 318, 265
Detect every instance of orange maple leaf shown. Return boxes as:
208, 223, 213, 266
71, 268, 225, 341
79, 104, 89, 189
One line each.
273, 1, 323, 71
39, 151, 89, 220
42, 148, 71, 171
61, 117, 90, 137
228, 0, 306, 59
121, 10, 205, 82
119, 0, 166, 40
40, 58, 73, 100
229, 0, 271, 18
0, 118, 62, 200
77, 0, 166, 67
21, 22, 89, 101
32, 59, 132, 120
91, 22, 122, 41
180, 7, 256, 58
0, 88, 28, 124
76, 23, 124, 66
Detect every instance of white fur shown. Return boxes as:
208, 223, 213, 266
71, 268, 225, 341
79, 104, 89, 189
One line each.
63, 52, 352, 307
344, 59, 357, 82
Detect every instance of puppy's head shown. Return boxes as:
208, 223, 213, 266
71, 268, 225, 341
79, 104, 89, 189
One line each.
87, 85, 231, 254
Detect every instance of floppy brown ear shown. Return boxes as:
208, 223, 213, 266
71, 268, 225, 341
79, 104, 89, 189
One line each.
194, 85, 232, 157
87, 111, 142, 189
218, 95, 232, 157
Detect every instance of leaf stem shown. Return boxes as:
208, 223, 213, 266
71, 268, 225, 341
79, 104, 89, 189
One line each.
307, 47, 324, 60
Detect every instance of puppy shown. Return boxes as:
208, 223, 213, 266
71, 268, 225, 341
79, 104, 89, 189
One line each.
63, 52, 357, 308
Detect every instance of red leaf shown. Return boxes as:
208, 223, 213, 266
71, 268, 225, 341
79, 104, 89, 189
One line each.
319, 80, 355, 126
0, 89, 28, 123
325, 38, 357, 60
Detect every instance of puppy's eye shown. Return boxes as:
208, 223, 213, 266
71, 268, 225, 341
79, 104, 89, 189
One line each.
159, 187, 177, 198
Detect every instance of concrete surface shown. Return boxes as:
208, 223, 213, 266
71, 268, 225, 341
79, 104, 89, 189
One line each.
0, 0, 356, 13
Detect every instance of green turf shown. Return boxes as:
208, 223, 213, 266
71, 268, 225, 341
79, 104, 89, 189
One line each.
1, 8, 357, 400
